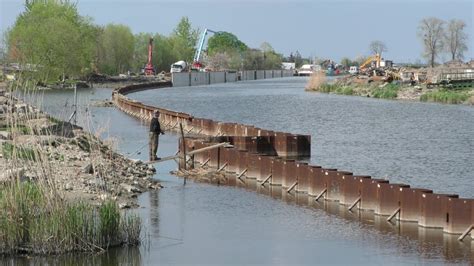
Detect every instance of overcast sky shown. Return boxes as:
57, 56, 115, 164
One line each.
1, 0, 473, 63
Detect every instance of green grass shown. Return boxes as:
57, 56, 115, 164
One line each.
0, 182, 141, 255
0, 125, 31, 134
335, 86, 354, 95
420, 89, 470, 104
2, 142, 37, 161
314, 84, 354, 95
47, 115, 63, 124
371, 84, 400, 99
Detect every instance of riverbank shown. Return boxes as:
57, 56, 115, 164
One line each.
5, 77, 471, 264
305, 73, 474, 104
0, 81, 162, 254
0, 82, 162, 206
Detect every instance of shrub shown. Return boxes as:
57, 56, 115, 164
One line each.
372, 84, 400, 99
420, 90, 469, 104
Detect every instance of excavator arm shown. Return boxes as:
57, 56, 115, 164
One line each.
360, 54, 381, 69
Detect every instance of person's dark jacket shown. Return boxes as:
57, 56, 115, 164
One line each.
150, 117, 162, 133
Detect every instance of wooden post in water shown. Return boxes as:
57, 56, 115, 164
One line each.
179, 123, 187, 185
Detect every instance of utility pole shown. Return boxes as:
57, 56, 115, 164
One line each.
68, 83, 77, 125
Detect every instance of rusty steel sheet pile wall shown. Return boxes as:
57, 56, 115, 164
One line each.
113, 81, 474, 236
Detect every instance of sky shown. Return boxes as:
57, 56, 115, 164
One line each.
1, 0, 473, 63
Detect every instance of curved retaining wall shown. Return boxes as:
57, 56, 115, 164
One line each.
112, 81, 474, 236
172, 70, 294, 87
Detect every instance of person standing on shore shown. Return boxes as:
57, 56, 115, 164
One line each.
149, 110, 164, 161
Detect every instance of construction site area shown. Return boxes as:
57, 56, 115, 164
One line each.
304, 55, 474, 104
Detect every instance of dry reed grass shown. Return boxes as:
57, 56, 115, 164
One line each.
305, 71, 327, 91
0, 77, 142, 255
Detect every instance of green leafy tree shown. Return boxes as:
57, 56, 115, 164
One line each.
260, 42, 282, 69
340, 57, 352, 68
0, 33, 7, 65
170, 17, 199, 62
153, 34, 179, 72
97, 23, 134, 75
7, 0, 97, 81
132, 32, 151, 73
207, 32, 247, 56
242, 49, 264, 70
260, 42, 274, 53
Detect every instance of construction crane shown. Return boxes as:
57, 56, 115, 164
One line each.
192, 28, 218, 71
360, 53, 381, 70
144, 37, 155, 75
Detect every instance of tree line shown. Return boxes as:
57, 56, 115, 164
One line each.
338, 17, 469, 69
3, 1, 468, 82
4, 0, 283, 82
418, 17, 468, 67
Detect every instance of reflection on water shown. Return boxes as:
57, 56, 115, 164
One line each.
225, 175, 473, 264
149, 189, 160, 236
4, 82, 473, 265
4, 246, 142, 266
131, 77, 474, 198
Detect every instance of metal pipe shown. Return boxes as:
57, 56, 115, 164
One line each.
201, 158, 210, 167
387, 208, 401, 222
287, 181, 298, 193
458, 225, 473, 241
348, 197, 361, 211
217, 162, 228, 172
237, 168, 247, 179
315, 188, 327, 201
260, 174, 272, 186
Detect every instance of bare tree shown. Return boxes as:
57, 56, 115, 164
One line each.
205, 52, 231, 71
418, 17, 445, 67
368, 40, 387, 56
445, 19, 468, 61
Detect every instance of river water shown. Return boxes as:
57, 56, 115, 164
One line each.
5, 78, 473, 265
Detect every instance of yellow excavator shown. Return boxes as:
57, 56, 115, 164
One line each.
360, 54, 381, 70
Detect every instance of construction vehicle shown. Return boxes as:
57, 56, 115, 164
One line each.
170, 61, 188, 73
144, 37, 155, 76
349, 66, 359, 75
297, 64, 321, 76
360, 54, 381, 70
192, 28, 218, 71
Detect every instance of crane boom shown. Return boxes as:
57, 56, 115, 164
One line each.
192, 28, 217, 70
360, 54, 381, 69
144, 37, 155, 75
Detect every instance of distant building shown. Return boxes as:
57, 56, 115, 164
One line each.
282, 62, 296, 70
380, 60, 393, 68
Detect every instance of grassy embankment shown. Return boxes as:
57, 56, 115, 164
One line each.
306, 72, 473, 103
420, 89, 471, 104
305, 72, 400, 99
0, 82, 142, 255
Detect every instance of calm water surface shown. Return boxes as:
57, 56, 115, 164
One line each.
5, 79, 473, 265
131, 78, 474, 198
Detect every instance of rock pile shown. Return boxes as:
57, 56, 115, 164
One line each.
0, 82, 162, 208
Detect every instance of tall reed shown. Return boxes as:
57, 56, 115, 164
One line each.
305, 71, 327, 91
0, 78, 142, 255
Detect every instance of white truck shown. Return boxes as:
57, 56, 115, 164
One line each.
349, 66, 359, 75
297, 64, 321, 76
170, 61, 187, 73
